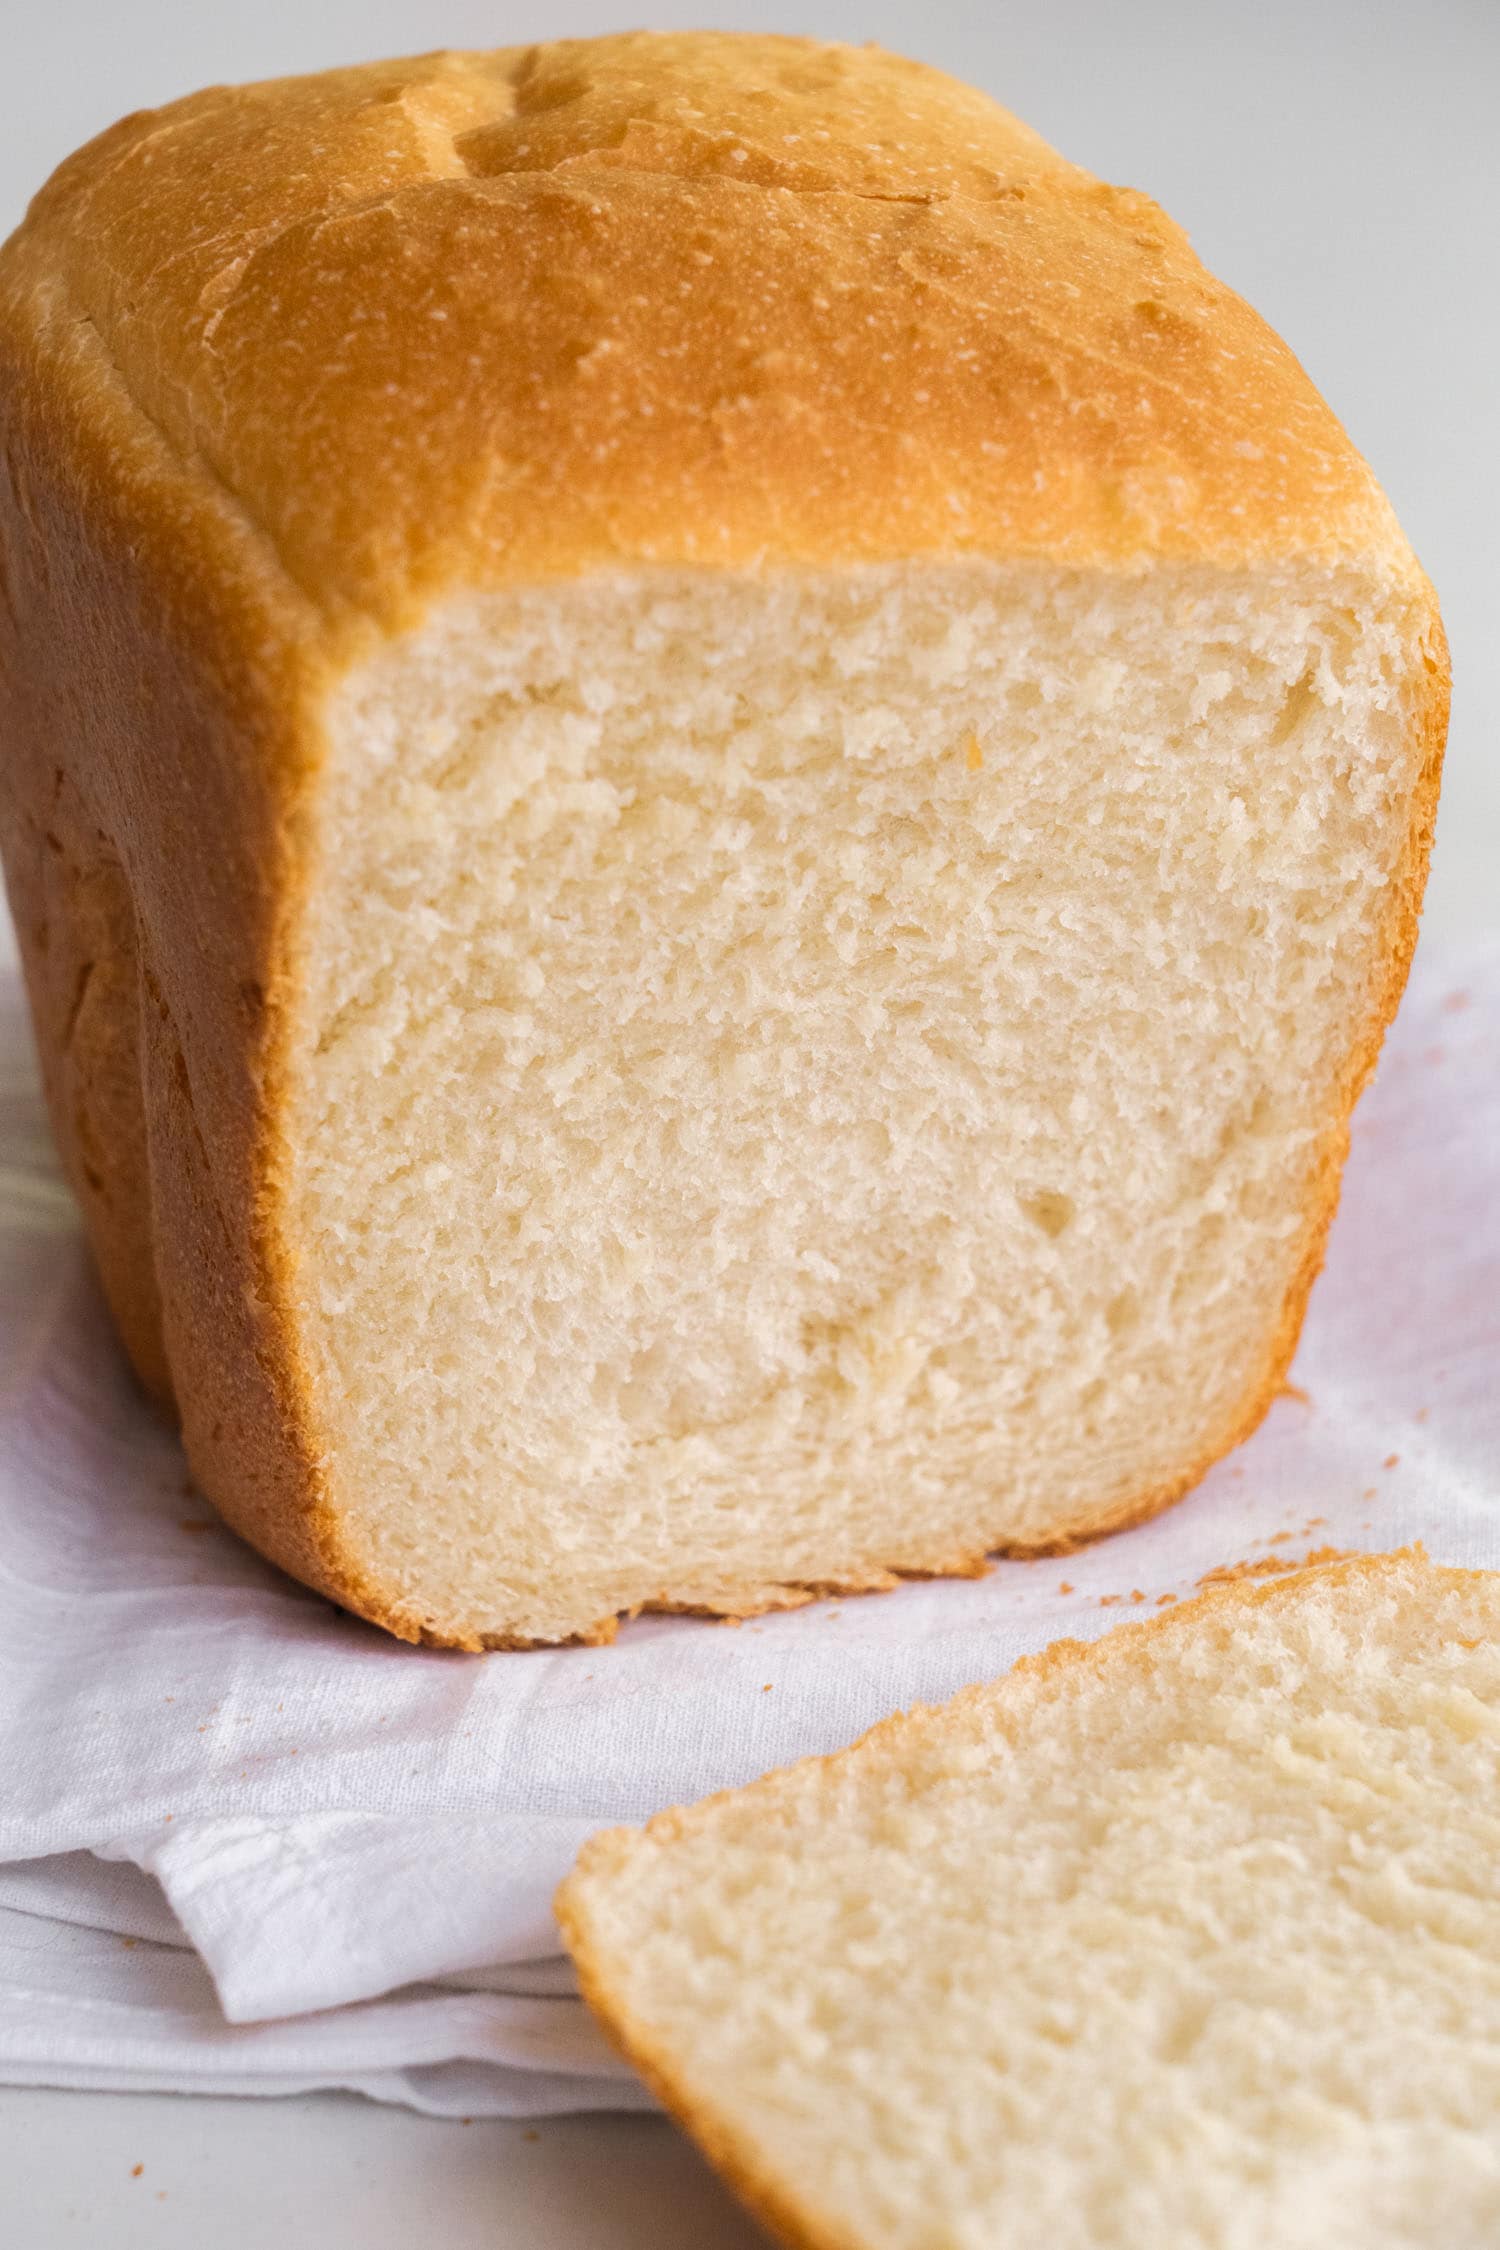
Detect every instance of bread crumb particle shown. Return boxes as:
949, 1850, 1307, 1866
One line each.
1155, 1593, 1176, 1605
1383, 1453, 1401, 1469
1058, 1582, 1073, 1595
1199, 1545, 1359, 1588
131, 2165, 143, 2179
523, 2128, 540, 2142
1280, 1381, 1311, 1405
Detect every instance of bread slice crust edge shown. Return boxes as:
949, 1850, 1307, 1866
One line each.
554, 1548, 1482, 2249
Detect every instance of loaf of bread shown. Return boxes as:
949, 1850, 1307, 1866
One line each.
558, 1552, 1500, 2248
0, 34, 1447, 1646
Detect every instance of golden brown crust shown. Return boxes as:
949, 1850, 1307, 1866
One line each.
555, 1548, 1476, 2250
0, 31, 1448, 1650
0, 305, 350, 1609
1, 31, 1417, 631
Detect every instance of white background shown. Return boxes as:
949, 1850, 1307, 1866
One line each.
3, 0, 1496, 2243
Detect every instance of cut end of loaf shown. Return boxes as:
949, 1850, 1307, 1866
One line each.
274, 558, 1441, 1647
557, 1551, 1500, 2250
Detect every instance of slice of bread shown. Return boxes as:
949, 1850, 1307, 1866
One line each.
558, 1553, 1500, 2249
0, 34, 1447, 1645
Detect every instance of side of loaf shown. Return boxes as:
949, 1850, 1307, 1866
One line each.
557, 1552, 1500, 2250
0, 33, 1448, 1645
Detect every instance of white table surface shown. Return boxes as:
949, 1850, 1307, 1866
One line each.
4, 0, 1496, 2242
1, 2089, 766, 2249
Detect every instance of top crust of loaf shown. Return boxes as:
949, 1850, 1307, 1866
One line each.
0, 30, 1419, 637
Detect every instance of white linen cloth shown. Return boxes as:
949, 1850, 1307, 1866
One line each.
0, 937, 1495, 2115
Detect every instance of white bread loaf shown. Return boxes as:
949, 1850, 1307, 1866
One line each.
0, 35, 1447, 1646
558, 1552, 1500, 2249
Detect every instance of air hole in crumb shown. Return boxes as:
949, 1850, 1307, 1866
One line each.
1269, 664, 1319, 746
1020, 1190, 1075, 1239
1156, 1993, 1214, 2064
